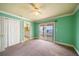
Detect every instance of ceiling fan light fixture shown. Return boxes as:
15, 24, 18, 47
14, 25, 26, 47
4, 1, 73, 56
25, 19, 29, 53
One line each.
33, 9, 41, 16
35, 11, 40, 15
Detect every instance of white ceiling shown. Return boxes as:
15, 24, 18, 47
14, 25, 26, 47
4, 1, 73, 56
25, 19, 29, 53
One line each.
0, 3, 78, 21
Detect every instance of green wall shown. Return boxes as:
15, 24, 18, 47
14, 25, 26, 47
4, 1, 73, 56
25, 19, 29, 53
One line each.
72, 14, 76, 46
55, 16, 74, 45
31, 22, 39, 39
20, 20, 24, 42
75, 10, 79, 51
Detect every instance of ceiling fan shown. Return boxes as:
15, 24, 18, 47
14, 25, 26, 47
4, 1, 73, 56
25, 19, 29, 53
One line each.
30, 3, 41, 15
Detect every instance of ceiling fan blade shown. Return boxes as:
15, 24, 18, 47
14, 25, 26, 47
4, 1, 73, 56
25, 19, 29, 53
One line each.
30, 3, 39, 9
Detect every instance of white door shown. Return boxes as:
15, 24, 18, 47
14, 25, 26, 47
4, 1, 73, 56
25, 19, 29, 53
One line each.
4, 19, 20, 47
8, 19, 20, 46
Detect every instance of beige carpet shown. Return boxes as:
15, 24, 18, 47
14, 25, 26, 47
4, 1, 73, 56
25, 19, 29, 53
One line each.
0, 40, 78, 56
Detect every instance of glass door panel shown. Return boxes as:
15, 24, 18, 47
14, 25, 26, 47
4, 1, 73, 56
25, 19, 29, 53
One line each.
40, 22, 55, 42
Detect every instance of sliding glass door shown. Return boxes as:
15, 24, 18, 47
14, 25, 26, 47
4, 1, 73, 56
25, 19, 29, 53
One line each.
40, 22, 55, 42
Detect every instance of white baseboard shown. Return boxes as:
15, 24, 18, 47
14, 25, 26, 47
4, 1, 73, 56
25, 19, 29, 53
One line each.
74, 47, 79, 55
55, 41, 79, 55
55, 41, 74, 47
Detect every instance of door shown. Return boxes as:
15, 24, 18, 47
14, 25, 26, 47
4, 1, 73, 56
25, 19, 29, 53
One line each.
4, 18, 20, 47
40, 22, 55, 42
8, 19, 20, 46
45, 25, 54, 42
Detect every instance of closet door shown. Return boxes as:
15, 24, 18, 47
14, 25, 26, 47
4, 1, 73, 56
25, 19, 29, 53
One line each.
8, 19, 20, 46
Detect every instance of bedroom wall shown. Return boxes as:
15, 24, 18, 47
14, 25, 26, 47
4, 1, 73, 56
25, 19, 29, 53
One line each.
75, 10, 79, 51
31, 22, 39, 39
55, 16, 74, 45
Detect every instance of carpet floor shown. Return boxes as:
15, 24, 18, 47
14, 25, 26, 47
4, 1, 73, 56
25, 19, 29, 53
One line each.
0, 39, 78, 56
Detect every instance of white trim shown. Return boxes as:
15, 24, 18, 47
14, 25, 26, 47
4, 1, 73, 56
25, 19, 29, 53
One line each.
55, 41, 79, 55
55, 41, 74, 47
74, 47, 79, 55
0, 11, 31, 22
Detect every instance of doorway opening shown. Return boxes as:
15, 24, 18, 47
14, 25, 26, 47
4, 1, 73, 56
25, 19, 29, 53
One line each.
39, 22, 55, 42
24, 21, 30, 41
